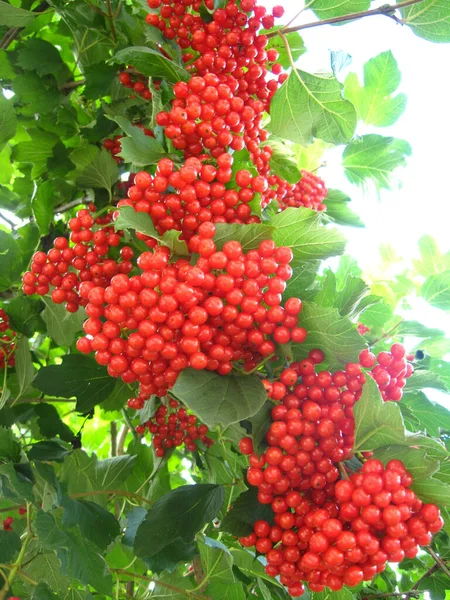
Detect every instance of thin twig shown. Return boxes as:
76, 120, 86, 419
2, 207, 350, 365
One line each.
266, 0, 428, 38
110, 422, 118, 458
71, 489, 152, 505
61, 79, 86, 91
370, 319, 404, 346
426, 546, 450, 578
117, 424, 129, 456
0, 212, 16, 230
54, 198, 87, 214
112, 570, 210, 600
122, 408, 139, 444
106, 0, 117, 44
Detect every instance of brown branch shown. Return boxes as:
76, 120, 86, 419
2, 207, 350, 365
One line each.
106, 0, 117, 44
60, 79, 86, 92
110, 422, 118, 458
361, 563, 440, 599
426, 546, 450, 579
266, 0, 428, 37
117, 424, 129, 456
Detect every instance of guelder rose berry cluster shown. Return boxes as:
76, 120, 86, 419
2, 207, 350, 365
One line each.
235, 346, 440, 597
0, 309, 16, 369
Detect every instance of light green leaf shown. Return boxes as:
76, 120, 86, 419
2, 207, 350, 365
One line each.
22, 547, 69, 594
113, 46, 190, 82
264, 31, 306, 70
405, 369, 449, 392
411, 477, 450, 508
343, 134, 411, 190
268, 140, 301, 184
0, 92, 16, 152
41, 299, 85, 347
213, 223, 274, 252
311, 588, 355, 600
32, 181, 57, 236
310, 0, 370, 19
295, 140, 332, 172
344, 51, 407, 126
160, 230, 189, 256
323, 188, 364, 228
15, 336, 35, 401
402, 392, 450, 437
0, 230, 22, 292
272, 208, 346, 264
76, 149, 119, 198
109, 116, 166, 166
171, 369, 267, 429
0, 427, 21, 463
421, 271, 450, 311
399, 0, 450, 43
373, 446, 439, 481
94, 455, 136, 490
292, 301, 365, 368
0, 0, 37, 27
413, 235, 450, 277
354, 374, 406, 452
269, 69, 357, 146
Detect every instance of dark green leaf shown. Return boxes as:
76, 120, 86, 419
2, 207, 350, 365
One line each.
269, 70, 357, 146
0, 230, 22, 291
62, 497, 120, 550
123, 507, 148, 547
15, 336, 35, 401
343, 134, 411, 190
0, 426, 21, 462
144, 538, 197, 574
32, 583, 61, 600
0, 92, 17, 152
34, 355, 116, 413
213, 223, 274, 252
113, 47, 190, 82
310, 588, 354, 600
101, 380, 131, 412
94, 454, 136, 490
134, 484, 224, 558
344, 51, 407, 126
83, 64, 117, 99
248, 401, 272, 453
171, 369, 267, 429
206, 583, 246, 600
272, 208, 346, 264
0, 529, 21, 563
17, 39, 66, 78
28, 441, 71, 463
34, 404, 75, 443
0, 1, 37, 27
222, 488, 274, 537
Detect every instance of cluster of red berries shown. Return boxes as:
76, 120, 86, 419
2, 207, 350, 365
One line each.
73, 222, 305, 398
0, 309, 16, 369
103, 125, 155, 164
359, 344, 414, 402
271, 171, 328, 212
118, 159, 264, 242
238, 455, 442, 596
118, 70, 153, 100
22, 206, 136, 313
135, 397, 213, 456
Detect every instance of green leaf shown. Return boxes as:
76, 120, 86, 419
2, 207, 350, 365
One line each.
198, 536, 234, 586
410, 478, 450, 508
283, 260, 320, 300
353, 374, 407, 452
265, 31, 306, 70
0, 230, 22, 291
160, 230, 189, 256
0, 529, 21, 563
422, 271, 450, 311
32, 181, 57, 235
114, 205, 159, 238
404, 369, 448, 392
397, 320, 444, 338
171, 369, 267, 429
134, 484, 224, 558
0, 92, 17, 152
32, 583, 61, 600
206, 583, 246, 600
94, 454, 136, 490
143, 538, 197, 574
373, 446, 439, 481
323, 189, 364, 228
22, 547, 69, 594
101, 380, 131, 412
0, 426, 21, 462
344, 51, 407, 127
213, 223, 274, 252
268, 70, 357, 146
399, 0, 450, 43
0, 462, 35, 502
113, 47, 190, 82
34, 355, 116, 413
109, 116, 166, 166
342, 134, 411, 190
34, 404, 74, 443
0, 49, 14, 79
310, 0, 370, 19
230, 548, 280, 587
402, 392, 450, 436
268, 140, 301, 184
15, 336, 35, 401
295, 140, 333, 172
17, 39, 65, 78
272, 208, 346, 264
35, 511, 113, 595
0, 0, 36, 27
62, 497, 120, 550
83, 64, 117, 100
222, 488, 274, 537
28, 441, 71, 463
41, 299, 85, 347
417, 574, 449, 600
311, 588, 355, 600
413, 235, 450, 277
248, 401, 272, 453
291, 301, 365, 369
76, 149, 119, 198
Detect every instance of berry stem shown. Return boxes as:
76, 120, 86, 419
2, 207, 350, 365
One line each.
370, 319, 404, 346
121, 408, 140, 444
337, 462, 350, 481
0, 504, 33, 600
266, 0, 428, 38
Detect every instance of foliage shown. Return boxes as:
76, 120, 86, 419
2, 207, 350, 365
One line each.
0, 1, 450, 600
